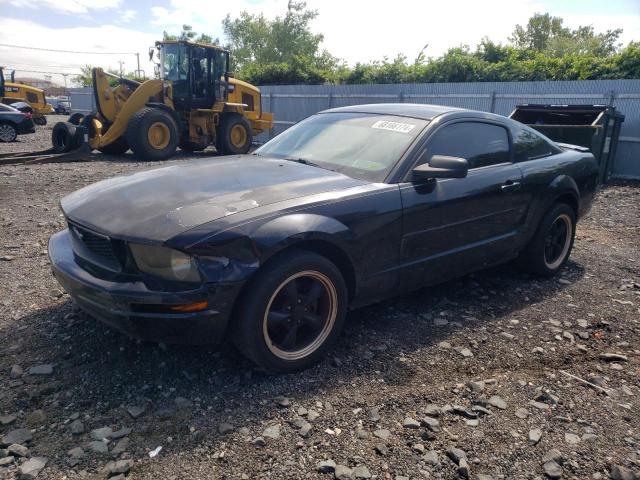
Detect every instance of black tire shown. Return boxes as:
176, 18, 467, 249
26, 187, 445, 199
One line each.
179, 141, 207, 152
33, 116, 47, 126
126, 107, 178, 161
216, 113, 252, 155
51, 122, 77, 153
233, 249, 348, 373
98, 136, 129, 154
0, 122, 18, 142
68, 113, 85, 126
516, 203, 576, 277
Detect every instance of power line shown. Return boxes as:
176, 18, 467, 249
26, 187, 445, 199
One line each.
10, 69, 82, 76
8, 61, 86, 69
0, 42, 136, 55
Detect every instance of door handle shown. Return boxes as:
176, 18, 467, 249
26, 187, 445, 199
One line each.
501, 181, 521, 192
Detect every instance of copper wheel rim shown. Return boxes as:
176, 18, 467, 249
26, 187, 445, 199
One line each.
262, 270, 338, 361
544, 213, 572, 269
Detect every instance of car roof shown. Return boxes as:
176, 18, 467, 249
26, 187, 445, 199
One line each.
319, 103, 510, 123
0, 103, 18, 112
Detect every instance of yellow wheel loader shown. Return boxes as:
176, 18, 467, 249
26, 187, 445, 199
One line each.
0, 67, 53, 125
52, 40, 273, 160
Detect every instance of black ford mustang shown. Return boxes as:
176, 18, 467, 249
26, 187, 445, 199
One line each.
49, 104, 598, 372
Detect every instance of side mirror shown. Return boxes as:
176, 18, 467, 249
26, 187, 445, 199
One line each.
412, 155, 469, 181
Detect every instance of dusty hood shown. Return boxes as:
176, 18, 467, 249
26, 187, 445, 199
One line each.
60, 155, 366, 242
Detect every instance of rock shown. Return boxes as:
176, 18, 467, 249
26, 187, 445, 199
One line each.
90, 427, 113, 441
543, 460, 562, 479
600, 353, 628, 362
110, 427, 131, 440
610, 465, 637, 480
1, 428, 32, 447
532, 346, 545, 354
299, 422, 313, 438
26, 410, 46, 427
455, 347, 474, 358
542, 449, 563, 464
297, 406, 308, 416
458, 458, 470, 478
373, 429, 391, 440
68, 447, 84, 459
412, 443, 425, 454
70, 420, 84, 435
452, 405, 477, 419
447, 447, 467, 464
421, 416, 440, 432
127, 405, 145, 419
423, 450, 439, 465
0, 415, 16, 426
529, 428, 543, 445
111, 437, 130, 456
9, 365, 23, 379
472, 405, 491, 416
582, 433, 598, 442
515, 408, 529, 419
307, 409, 320, 421
88, 440, 109, 454
218, 422, 234, 434
262, 425, 280, 439
469, 381, 485, 392
368, 408, 381, 422
375, 443, 388, 456
275, 396, 291, 407
27, 364, 54, 375
402, 417, 420, 429
18, 457, 47, 479
8, 444, 29, 457
252, 436, 266, 447
318, 460, 337, 474
0, 457, 14, 467
424, 404, 441, 417
353, 465, 371, 479
335, 465, 354, 480
488, 395, 507, 410
106, 459, 133, 475
564, 432, 581, 445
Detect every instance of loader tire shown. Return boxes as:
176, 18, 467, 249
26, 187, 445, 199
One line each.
216, 113, 252, 155
68, 113, 84, 126
127, 107, 178, 161
52, 122, 78, 153
98, 136, 129, 155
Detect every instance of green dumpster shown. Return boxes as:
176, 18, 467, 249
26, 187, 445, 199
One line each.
509, 104, 625, 184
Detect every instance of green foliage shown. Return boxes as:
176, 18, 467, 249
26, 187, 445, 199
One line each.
160, 8, 638, 85
72, 65, 145, 87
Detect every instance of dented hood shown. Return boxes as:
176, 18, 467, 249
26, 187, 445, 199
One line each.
60, 155, 366, 242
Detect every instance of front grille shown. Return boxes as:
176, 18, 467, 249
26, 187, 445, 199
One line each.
68, 222, 121, 271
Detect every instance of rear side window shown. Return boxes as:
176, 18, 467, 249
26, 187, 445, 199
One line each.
513, 126, 560, 162
423, 122, 510, 169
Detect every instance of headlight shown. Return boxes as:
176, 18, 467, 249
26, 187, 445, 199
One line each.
129, 244, 201, 282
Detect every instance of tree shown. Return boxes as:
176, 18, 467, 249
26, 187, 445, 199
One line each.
222, 1, 340, 83
162, 25, 219, 45
72, 64, 144, 87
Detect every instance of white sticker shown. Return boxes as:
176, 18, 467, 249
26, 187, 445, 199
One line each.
371, 120, 416, 134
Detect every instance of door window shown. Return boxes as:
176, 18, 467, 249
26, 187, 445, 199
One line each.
423, 122, 510, 169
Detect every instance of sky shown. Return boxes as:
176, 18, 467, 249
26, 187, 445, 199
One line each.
0, 0, 638, 86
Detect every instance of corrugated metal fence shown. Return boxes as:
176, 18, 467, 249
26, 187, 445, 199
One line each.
69, 79, 640, 178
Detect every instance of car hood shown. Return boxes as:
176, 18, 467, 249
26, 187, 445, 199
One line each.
61, 155, 366, 242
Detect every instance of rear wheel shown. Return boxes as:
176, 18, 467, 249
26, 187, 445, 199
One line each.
68, 113, 84, 126
216, 113, 252, 155
517, 203, 576, 277
98, 136, 129, 154
126, 107, 178, 161
233, 250, 347, 373
0, 123, 18, 142
51, 122, 77, 152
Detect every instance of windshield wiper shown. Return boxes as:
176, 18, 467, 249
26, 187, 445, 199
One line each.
283, 157, 334, 171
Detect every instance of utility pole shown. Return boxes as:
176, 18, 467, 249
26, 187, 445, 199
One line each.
118, 60, 124, 77
61, 73, 68, 95
135, 53, 144, 80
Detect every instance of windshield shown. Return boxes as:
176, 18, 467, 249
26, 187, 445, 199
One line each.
160, 43, 189, 82
255, 112, 428, 182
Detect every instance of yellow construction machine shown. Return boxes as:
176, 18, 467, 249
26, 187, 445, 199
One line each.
52, 40, 273, 160
0, 67, 53, 125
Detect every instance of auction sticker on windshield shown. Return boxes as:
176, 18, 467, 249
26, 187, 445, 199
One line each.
371, 120, 416, 134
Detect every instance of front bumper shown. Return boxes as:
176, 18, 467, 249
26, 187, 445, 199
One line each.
48, 229, 243, 344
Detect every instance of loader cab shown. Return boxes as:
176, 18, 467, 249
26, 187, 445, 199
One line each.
0, 67, 5, 97
157, 41, 229, 110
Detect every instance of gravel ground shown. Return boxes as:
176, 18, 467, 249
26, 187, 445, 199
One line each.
0, 154, 638, 480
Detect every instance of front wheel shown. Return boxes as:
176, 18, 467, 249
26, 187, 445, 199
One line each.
216, 113, 252, 155
233, 250, 347, 373
517, 203, 576, 277
0, 123, 18, 142
126, 107, 178, 161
